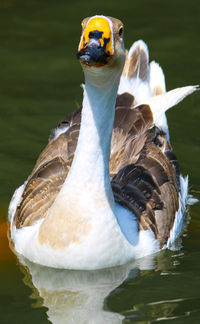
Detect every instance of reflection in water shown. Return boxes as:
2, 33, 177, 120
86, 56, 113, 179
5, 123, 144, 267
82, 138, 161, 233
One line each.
17, 252, 177, 324
18, 254, 159, 324
131, 299, 183, 322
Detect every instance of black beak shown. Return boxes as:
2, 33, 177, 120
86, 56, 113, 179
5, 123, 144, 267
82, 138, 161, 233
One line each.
77, 38, 111, 66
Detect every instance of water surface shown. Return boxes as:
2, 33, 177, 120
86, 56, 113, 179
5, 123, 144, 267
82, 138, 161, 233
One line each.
0, 0, 200, 323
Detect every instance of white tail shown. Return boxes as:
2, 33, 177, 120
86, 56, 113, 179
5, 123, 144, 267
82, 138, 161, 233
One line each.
144, 85, 199, 127
119, 40, 199, 138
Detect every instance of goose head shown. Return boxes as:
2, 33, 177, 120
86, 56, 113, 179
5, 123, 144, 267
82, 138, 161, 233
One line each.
77, 15, 125, 87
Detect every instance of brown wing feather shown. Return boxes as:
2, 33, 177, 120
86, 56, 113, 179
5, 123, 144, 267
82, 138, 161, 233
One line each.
14, 118, 80, 229
122, 43, 148, 81
14, 157, 68, 228
111, 118, 180, 248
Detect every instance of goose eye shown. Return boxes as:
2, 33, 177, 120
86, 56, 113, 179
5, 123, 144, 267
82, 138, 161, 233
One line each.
118, 26, 123, 37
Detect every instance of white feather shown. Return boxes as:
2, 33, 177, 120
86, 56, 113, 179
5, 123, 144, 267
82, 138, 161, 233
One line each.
118, 76, 152, 102
167, 176, 188, 248
150, 60, 166, 94
138, 85, 199, 133
51, 126, 69, 141
8, 183, 26, 224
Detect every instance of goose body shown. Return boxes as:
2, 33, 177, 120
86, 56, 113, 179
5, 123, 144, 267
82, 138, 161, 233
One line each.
8, 16, 198, 270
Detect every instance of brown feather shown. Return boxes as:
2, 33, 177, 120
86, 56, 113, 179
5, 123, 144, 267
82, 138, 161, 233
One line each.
111, 123, 180, 248
122, 43, 149, 81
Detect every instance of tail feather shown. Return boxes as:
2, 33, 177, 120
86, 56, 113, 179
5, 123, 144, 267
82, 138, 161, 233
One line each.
144, 85, 199, 126
119, 40, 199, 137
119, 41, 167, 103
119, 40, 151, 101
126, 40, 149, 81
150, 61, 166, 95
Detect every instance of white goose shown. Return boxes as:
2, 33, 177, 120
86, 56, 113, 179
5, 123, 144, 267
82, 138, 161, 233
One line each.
8, 15, 197, 270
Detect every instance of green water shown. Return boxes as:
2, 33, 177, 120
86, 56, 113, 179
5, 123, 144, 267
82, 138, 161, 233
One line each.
0, 0, 200, 323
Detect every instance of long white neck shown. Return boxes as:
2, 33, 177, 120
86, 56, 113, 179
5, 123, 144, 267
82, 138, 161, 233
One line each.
62, 66, 121, 206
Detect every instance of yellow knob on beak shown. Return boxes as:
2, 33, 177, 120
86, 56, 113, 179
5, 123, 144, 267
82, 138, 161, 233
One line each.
77, 16, 114, 66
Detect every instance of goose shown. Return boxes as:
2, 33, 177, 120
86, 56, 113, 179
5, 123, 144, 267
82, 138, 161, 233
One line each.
8, 15, 198, 270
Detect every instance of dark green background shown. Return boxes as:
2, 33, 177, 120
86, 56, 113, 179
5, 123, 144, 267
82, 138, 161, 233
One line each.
0, 0, 200, 323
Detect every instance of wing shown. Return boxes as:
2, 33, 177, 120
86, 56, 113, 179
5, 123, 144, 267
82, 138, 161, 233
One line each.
111, 106, 180, 248
13, 110, 81, 229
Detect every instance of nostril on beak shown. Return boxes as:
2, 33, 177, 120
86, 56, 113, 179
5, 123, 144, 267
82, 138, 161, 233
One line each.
88, 38, 101, 49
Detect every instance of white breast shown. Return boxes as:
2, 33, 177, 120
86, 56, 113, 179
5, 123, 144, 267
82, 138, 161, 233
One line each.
11, 200, 159, 270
